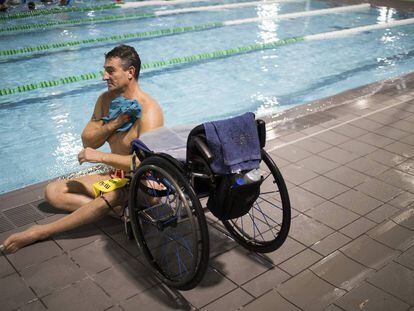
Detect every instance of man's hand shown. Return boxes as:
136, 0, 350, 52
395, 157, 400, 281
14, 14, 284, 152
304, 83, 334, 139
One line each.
78, 147, 105, 165
107, 113, 131, 131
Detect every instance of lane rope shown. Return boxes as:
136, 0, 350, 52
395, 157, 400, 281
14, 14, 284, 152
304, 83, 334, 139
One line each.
0, 3, 120, 21
1, 16, 413, 96
0, 0, 218, 21
0, 4, 370, 57
0, 0, 301, 34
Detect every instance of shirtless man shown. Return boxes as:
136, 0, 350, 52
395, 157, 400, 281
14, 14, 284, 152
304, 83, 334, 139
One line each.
2, 45, 163, 253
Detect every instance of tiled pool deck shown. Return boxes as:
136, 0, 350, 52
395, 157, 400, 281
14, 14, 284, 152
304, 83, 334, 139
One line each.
1, 71, 414, 310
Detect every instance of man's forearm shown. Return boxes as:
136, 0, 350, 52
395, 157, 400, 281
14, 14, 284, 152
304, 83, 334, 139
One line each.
82, 122, 115, 148
101, 153, 132, 171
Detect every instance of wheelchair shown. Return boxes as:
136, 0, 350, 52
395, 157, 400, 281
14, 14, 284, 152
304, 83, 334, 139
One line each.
126, 116, 291, 290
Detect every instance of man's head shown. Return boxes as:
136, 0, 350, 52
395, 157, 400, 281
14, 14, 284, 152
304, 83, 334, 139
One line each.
103, 45, 141, 92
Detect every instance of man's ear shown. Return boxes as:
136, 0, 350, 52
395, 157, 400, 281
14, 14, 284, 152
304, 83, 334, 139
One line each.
128, 66, 135, 80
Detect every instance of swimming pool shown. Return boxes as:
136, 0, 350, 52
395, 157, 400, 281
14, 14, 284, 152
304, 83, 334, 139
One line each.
0, 0, 414, 194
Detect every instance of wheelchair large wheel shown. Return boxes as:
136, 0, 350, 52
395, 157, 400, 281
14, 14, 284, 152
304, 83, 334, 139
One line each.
128, 156, 209, 290
222, 150, 291, 253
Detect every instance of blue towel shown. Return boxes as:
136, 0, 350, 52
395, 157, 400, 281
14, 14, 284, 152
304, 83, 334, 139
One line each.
101, 96, 142, 132
204, 112, 261, 174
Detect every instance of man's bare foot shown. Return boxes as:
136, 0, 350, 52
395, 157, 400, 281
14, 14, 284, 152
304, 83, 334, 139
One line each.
2, 225, 48, 253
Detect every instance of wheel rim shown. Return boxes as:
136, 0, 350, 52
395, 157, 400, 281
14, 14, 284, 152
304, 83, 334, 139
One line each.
129, 164, 201, 286
223, 151, 290, 251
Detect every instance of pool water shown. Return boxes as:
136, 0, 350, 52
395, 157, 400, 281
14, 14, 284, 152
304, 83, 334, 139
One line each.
0, 0, 414, 194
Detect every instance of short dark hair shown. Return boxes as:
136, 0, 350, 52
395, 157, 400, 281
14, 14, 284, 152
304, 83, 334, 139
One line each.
105, 45, 141, 79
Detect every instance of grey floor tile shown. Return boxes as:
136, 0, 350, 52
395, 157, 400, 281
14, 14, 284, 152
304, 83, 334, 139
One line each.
311, 232, 351, 257
210, 247, 274, 285
395, 245, 414, 270
387, 191, 414, 210
367, 262, 414, 305
20, 254, 87, 297
263, 237, 306, 265
179, 267, 237, 309
69, 237, 132, 275
42, 278, 113, 311
340, 217, 377, 239
293, 137, 331, 153
391, 119, 414, 134
242, 267, 290, 298
279, 248, 322, 276
366, 204, 400, 223
399, 134, 414, 146
301, 176, 349, 200
332, 189, 382, 216
53, 224, 104, 251
318, 147, 360, 165
324, 304, 344, 311
310, 251, 374, 291
377, 169, 414, 193
108, 230, 142, 258
340, 235, 400, 269
338, 140, 377, 156
297, 155, 340, 174
201, 288, 254, 311
365, 111, 401, 125
277, 270, 345, 311
396, 158, 414, 175
336, 281, 409, 311
368, 220, 414, 251
5, 238, 63, 271
350, 118, 383, 131
243, 288, 300, 311
289, 214, 334, 247
0, 253, 15, 278
0, 273, 37, 311
121, 285, 192, 311
18, 300, 47, 311
305, 201, 359, 230
324, 166, 369, 188
332, 123, 369, 138
279, 164, 318, 186
393, 208, 414, 230
270, 146, 312, 163
384, 141, 414, 158
208, 226, 238, 258
346, 157, 389, 177
92, 260, 158, 301
357, 132, 394, 148
314, 130, 351, 145
366, 149, 407, 167
288, 187, 326, 213
356, 178, 403, 203
94, 217, 124, 235
375, 125, 410, 140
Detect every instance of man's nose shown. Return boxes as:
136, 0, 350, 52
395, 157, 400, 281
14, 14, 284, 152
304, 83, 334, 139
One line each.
103, 72, 109, 80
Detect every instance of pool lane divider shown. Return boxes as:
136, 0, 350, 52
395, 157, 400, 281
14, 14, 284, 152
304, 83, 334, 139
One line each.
0, 0, 213, 21
1, 17, 414, 96
0, 3, 120, 21
0, 0, 302, 35
0, 4, 370, 57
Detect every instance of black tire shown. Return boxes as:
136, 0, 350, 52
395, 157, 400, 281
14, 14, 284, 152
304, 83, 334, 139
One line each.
128, 156, 209, 290
222, 150, 291, 253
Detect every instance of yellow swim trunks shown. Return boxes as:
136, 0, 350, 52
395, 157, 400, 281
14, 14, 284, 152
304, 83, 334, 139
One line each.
92, 178, 129, 198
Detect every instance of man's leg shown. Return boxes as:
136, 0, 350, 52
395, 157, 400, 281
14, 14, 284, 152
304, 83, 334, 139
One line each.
45, 173, 112, 212
2, 188, 127, 253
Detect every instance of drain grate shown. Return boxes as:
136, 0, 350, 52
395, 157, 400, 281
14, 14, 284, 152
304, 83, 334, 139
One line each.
0, 216, 15, 233
2, 204, 45, 227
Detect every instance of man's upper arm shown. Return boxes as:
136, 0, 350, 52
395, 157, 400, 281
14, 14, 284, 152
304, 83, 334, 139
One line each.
81, 94, 107, 147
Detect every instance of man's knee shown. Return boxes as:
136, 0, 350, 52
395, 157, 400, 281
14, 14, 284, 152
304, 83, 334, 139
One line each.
44, 180, 65, 206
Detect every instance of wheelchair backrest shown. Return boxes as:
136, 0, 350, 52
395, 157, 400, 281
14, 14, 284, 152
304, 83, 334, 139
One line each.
186, 118, 266, 170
